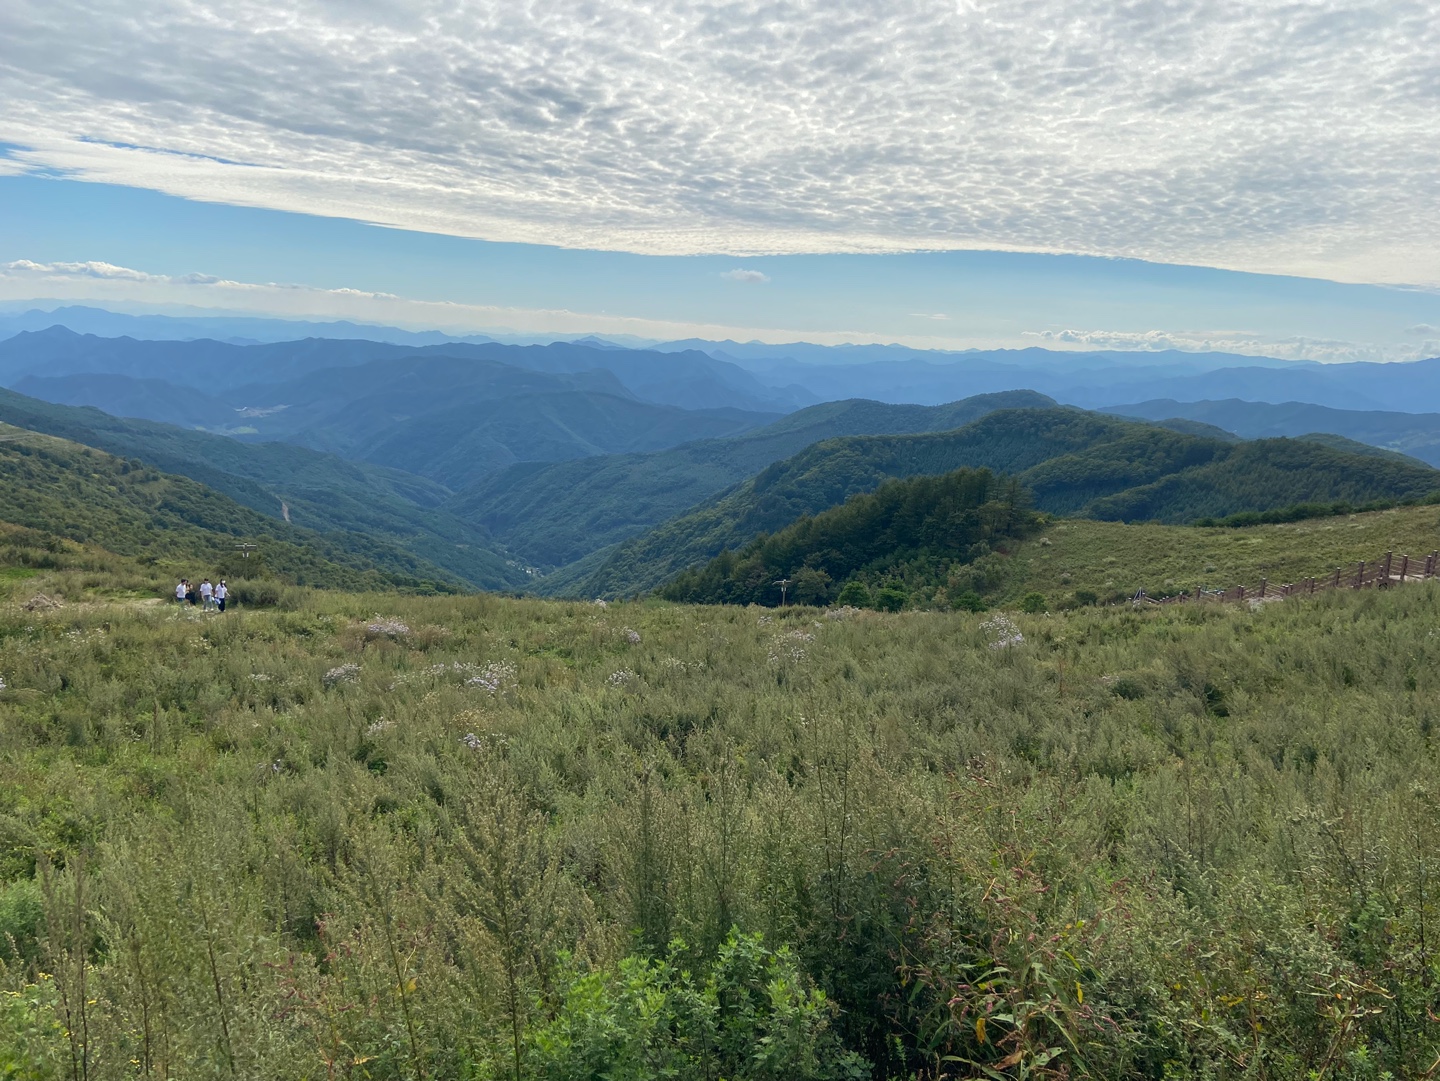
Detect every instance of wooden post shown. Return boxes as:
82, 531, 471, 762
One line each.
1355, 562, 1365, 589
1333, 567, 1341, 589
1258, 578, 1267, 598
1399, 554, 1409, 583
1382, 552, 1393, 587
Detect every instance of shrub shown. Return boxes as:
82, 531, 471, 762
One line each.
1019, 591, 1047, 613
835, 580, 871, 608
0, 878, 43, 963
873, 585, 908, 612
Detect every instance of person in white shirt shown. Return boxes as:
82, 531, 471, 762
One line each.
175, 579, 186, 604
199, 579, 214, 610
215, 580, 228, 612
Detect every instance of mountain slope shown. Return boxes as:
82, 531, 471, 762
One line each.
0, 386, 527, 590
658, 468, 1036, 607
1103, 398, 1440, 467
0, 423, 455, 591
563, 408, 1440, 598
450, 391, 1055, 569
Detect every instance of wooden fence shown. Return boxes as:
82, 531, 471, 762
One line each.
1132, 550, 1440, 607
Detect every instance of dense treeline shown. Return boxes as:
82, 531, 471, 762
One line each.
659, 467, 1035, 607
570, 408, 1440, 598
6, 569, 1440, 1076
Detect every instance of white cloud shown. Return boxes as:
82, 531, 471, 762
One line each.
720, 268, 769, 283
1023, 328, 1440, 364
911, 313, 950, 321
2, 2, 1439, 284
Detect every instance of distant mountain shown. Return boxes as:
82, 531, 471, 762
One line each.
13, 373, 237, 428
561, 408, 1440, 598
659, 467, 1036, 607
448, 391, 1054, 569
0, 421, 456, 592
1103, 398, 1440, 467
0, 386, 528, 590
218, 356, 778, 488
0, 327, 808, 413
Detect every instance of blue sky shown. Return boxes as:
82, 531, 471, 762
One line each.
3, 1, 1440, 360
4, 174, 1439, 362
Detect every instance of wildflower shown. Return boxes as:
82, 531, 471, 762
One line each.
0, 675, 6, 691
593, 598, 609, 608
608, 668, 636, 687
365, 618, 410, 639
465, 660, 517, 694
460, 732, 483, 750
324, 663, 361, 686
249, 673, 272, 682
979, 614, 1024, 650
623, 627, 642, 644
366, 719, 394, 736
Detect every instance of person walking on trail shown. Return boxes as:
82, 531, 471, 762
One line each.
175, 578, 187, 604
215, 579, 228, 613
200, 578, 214, 611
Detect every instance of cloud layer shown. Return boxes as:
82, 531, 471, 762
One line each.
3, 1, 1440, 283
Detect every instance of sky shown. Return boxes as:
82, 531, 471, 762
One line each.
2, 1, 1439, 360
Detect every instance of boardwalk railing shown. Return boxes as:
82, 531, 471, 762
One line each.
1132, 550, 1440, 607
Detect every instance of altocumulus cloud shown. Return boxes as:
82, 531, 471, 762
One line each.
2, 1, 1439, 284
721, 268, 769, 283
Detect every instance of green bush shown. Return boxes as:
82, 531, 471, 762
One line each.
528, 932, 870, 1081
835, 581, 871, 608
873, 585, 908, 612
0, 879, 42, 965
1019, 591, 1047, 613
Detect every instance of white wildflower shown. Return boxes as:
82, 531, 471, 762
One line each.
460, 732, 483, 750
0, 675, 6, 691
979, 614, 1024, 650
324, 663, 361, 686
608, 668, 636, 687
825, 606, 862, 621
623, 627, 641, 644
466, 660, 517, 694
249, 673, 272, 682
757, 614, 773, 626
365, 618, 410, 639
366, 718, 394, 736
593, 598, 609, 608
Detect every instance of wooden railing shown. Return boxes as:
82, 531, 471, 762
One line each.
1132, 550, 1440, 606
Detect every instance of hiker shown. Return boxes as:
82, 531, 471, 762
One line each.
175, 578, 187, 604
186, 582, 198, 605
215, 579, 228, 612
200, 578, 214, 611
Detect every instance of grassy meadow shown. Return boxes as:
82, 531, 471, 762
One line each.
4, 527, 1440, 1078
994, 502, 1440, 607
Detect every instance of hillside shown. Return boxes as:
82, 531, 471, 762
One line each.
659, 467, 1037, 607
1104, 397, 1440, 466
0, 422, 455, 592
565, 407, 1440, 598
7, 552, 1440, 1074
0, 386, 527, 590
449, 391, 1054, 569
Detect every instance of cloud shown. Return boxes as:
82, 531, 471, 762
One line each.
2, 2, 1439, 284
720, 268, 769, 283
0, 257, 888, 345
1406, 324, 1439, 336
1022, 328, 1440, 364
911, 313, 950, 321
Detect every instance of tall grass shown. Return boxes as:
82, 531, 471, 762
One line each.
2, 571, 1440, 1076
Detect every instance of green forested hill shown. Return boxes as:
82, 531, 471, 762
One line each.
0, 423, 455, 591
0, 386, 527, 589
659, 467, 1037, 606
565, 407, 1440, 598
450, 391, 1055, 569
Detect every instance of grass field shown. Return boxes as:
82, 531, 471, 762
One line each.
999, 502, 1440, 605
5, 513, 1440, 1076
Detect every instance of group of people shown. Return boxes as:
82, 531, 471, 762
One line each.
175, 577, 229, 611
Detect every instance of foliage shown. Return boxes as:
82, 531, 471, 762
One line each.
529, 932, 869, 1081
8, 526, 1440, 1075
659, 468, 1035, 607
451, 392, 1053, 572
0, 386, 527, 590
0, 423, 454, 593
567, 407, 1440, 599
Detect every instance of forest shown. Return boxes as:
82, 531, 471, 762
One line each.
4, 529, 1440, 1078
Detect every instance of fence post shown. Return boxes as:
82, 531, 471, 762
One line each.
1355, 562, 1364, 589
1382, 552, 1393, 587
1400, 554, 1409, 583
1259, 578, 1267, 598
1333, 567, 1341, 589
